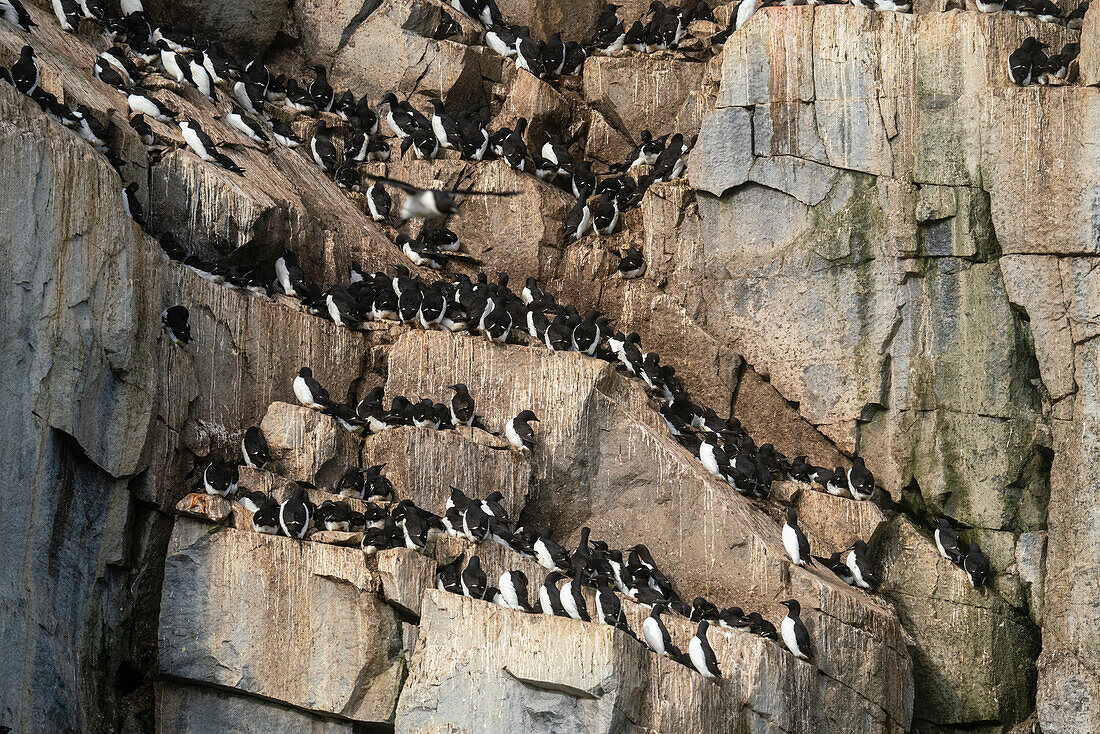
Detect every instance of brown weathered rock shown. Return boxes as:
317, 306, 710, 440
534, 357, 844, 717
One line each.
376, 548, 438, 618
175, 492, 233, 523
360, 425, 530, 517
310, 530, 365, 546
260, 401, 362, 486
157, 681, 353, 733
491, 68, 571, 148
583, 55, 705, 142
493, 0, 604, 41
160, 519, 405, 724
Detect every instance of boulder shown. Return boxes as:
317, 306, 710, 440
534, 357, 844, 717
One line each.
174, 492, 233, 523
493, 0, 604, 41
376, 548, 438, 618
396, 590, 736, 734
145, 0, 287, 56
260, 401, 362, 486
384, 331, 912, 730
159, 519, 406, 723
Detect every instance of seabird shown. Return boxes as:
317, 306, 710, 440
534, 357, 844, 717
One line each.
560, 561, 592, 621
499, 570, 534, 611
718, 606, 750, 630
279, 488, 313, 539
223, 106, 269, 144
365, 182, 391, 222
934, 516, 964, 564
0, 0, 37, 31
642, 603, 681, 657
364, 173, 519, 220
269, 120, 301, 148
782, 507, 813, 567
364, 464, 393, 502
596, 584, 630, 630
844, 540, 878, 590
123, 183, 145, 225
237, 489, 269, 514
747, 612, 779, 640
202, 456, 239, 497
534, 526, 571, 571
161, 305, 191, 344
448, 383, 475, 426
964, 541, 990, 589
461, 556, 489, 599
431, 553, 464, 595
179, 117, 216, 161
505, 410, 539, 451
293, 367, 331, 409
1009, 38, 1046, 86
689, 620, 722, 679
307, 64, 334, 112
847, 457, 874, 500
311, 120, 338, 173
251, 499, 280, 534
539, 571, 569, 616
778, 599, 814, 660
11, 46, 37, 95
51, 0, 79, 32
616, 248, 646, 279
236, 426, 271, 470
563, 191, 593, 241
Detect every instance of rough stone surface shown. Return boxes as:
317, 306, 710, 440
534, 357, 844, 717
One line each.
260, 401, 362, 486
160, 519, 406, 723
175, 493, 233, 523
583, 55, 706, 142
876, 516, 1039, 730
360, 425, 530, 517
146, 0, 288, 55
688, 107, 753, 196
157, 682, 353, 734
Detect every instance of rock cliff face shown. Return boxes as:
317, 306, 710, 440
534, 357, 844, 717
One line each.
0, 0, 1095, 731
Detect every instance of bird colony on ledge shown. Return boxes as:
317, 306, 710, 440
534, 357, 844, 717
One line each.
1, 0, 1044, 690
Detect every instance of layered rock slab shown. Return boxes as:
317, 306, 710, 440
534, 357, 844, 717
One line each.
159, 519, 406, 723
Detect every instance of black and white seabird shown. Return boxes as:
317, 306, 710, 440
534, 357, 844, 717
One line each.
251, 498, 280, 534
161, 304, 191, 344
461, 556, 489, 599
782, 507, 813, 567
1, 0, 37, 31
365, 182, 391, 222
293, 367, 331, 410
307, 64, 334, 112
179, 117, 216, 161
847, 457, 874, 500
279, 488, 313, 539
563, 192, 593, 241
934, 516, 964, 564
964, 541, 990, 589
11, 45, 37, 95
778, 599, 814, 660
844, 540, 878, 590
505, 410, 538, 451
539, 571, 569, 616
127, 89, 177, 122
499, 570, 534, 611
241, 426, 270, 469
596, 584, 630, 630
616, 248, 646, 279
689, 620, 722, 679
1009, 38, 1047, 86
311, 120, 338, 173
448, 383, 475, 427
237, 489, 269, 514
642, 603, 681, 657
123, 183, 145, 226
534, 526, 571, 571
201, 456, 239, 497
747, 612, 779, 640
560, 560, 592, 621
223, 106, 269, 144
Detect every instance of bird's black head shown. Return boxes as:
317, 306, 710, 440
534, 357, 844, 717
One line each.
779, 599, 801, 615
786, 506, 798, 524
697, 619, 710, 633
21, 45, 35, 56
298, 367, 313, 378
449, 383, 468, 393
381, 92, 399, 106
516, 410, 539, 423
